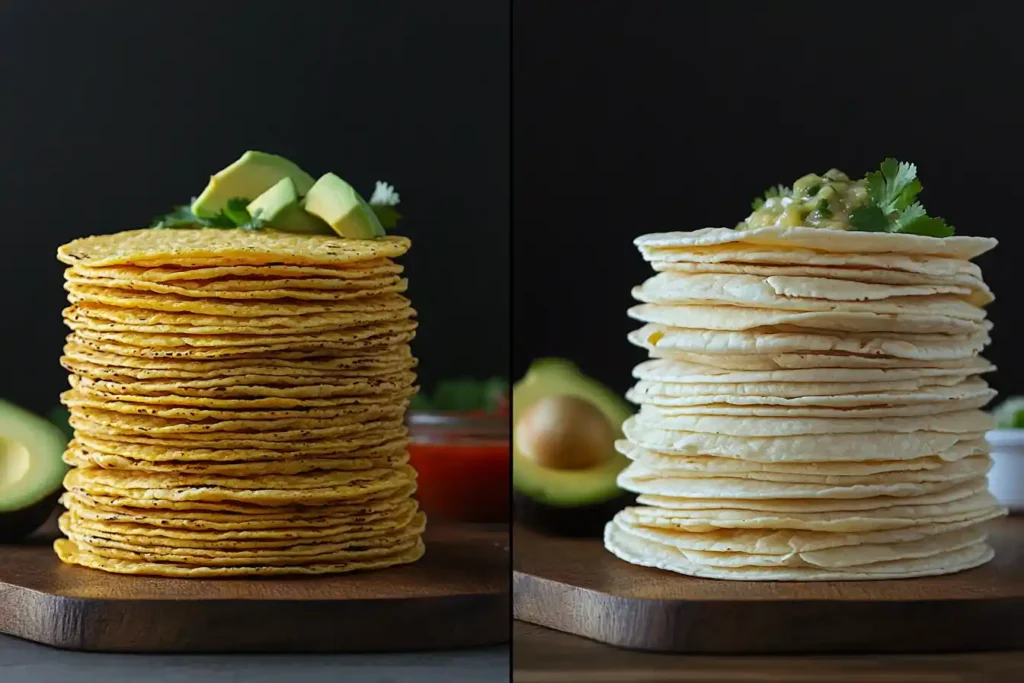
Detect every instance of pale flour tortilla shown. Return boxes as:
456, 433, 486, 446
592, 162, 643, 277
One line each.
627, 492, 1005, 533
628, 302, 987, 335
630, 324, 989, 361
632, 393, 993, 418
644, 243, 984, 277
631, 408, 994, 437
632, 357, 995, 384
616, 440, 985, 476
620, 452, 991, 486
617, 464, 978, 500
635, 484, 992, 514
650, 260, 991, 304
604, 518, 994, 580
622, 416, 989, 461
628, 376, 989, 403
634, 226, 997, 260
633, 272, 982, 307
648, 351, 995, 371
606, 509, 991, 557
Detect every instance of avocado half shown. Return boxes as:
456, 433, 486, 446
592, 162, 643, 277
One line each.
512, 359, 635, 537
0, 400, 69, 542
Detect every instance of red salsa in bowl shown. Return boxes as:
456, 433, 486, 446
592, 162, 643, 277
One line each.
407, 410, 510, 523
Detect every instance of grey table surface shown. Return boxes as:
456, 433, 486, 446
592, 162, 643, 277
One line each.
0, 634, 510, 683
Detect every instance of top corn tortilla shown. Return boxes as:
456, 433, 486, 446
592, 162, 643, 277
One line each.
635, 226, 996, 260
58, 230, 411, 267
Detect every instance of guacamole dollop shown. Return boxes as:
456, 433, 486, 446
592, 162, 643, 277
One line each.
738, 169, 869, 231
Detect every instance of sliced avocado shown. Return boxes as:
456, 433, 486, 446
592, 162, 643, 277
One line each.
0, 400, 69, 542
302, 173, 386, 239
246, 178, 333, 235
513, 359, 634, 537
191, 151, 316, 218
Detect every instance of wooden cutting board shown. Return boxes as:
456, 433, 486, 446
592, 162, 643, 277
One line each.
514, 517, 1024, 654
0, 518, 509, 652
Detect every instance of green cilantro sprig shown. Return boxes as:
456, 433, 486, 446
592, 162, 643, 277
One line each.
408, 377, 509, 413
993, 396, 1024, 429
848, 158, 954, 237
151, 197, 265, 231
369, 181, 402, 230
751, 184, 790, 211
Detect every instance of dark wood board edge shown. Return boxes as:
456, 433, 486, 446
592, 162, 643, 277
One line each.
512, 621, 1024, 683
513, 571, 1024, 655
1, 588, 510, 653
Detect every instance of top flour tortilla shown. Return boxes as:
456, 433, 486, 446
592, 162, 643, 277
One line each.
634, 226, 996, 260
644, 243, 986, 276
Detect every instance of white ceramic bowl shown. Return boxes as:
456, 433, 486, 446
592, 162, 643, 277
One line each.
986, 429, 1024, 514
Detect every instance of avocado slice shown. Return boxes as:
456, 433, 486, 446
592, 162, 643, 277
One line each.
302, 173, 386, 239
512, 359, 634, 537
246, 178, 333, 235
191, 151, 316, 218
0, 400, 69, 542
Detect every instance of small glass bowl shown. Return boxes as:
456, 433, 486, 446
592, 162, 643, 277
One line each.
406, 411, 510, 523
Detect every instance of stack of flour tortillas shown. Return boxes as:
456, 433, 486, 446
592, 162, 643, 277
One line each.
605, 225, 1007, 580
53, 229, 425, 577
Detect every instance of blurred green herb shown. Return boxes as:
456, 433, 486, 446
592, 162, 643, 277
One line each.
47, 405, 72, 442
993, 396, 1024, 429
411, 377, 509, 413
151, 197, 265, 230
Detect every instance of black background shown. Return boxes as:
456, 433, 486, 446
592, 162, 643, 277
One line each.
513, 3, 1022, 399
0, 1, 509, 416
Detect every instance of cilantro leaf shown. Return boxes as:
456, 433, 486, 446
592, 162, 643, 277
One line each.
895, 213, 955, 238
223, 198, 252, 227
891, 202, 926, 232
151, 204, 205, 230
150, 196, 267, 231
368, 181, 402, 230
849, 158, 955, 237
815, 198, 832, 218
751, 184, 789, 211
848, 205, 889, 232
371, 205, 402, 230
239, 208, 266, 231
867, 158, 922, 214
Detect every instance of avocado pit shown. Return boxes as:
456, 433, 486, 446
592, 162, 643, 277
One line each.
0, 400, 69, 543
0, 437, 32, 489
515, 395, 615, 471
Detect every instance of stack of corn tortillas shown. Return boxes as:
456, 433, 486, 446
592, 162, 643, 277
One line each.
53, 229, 425, 577
605, 225, 1007, 580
